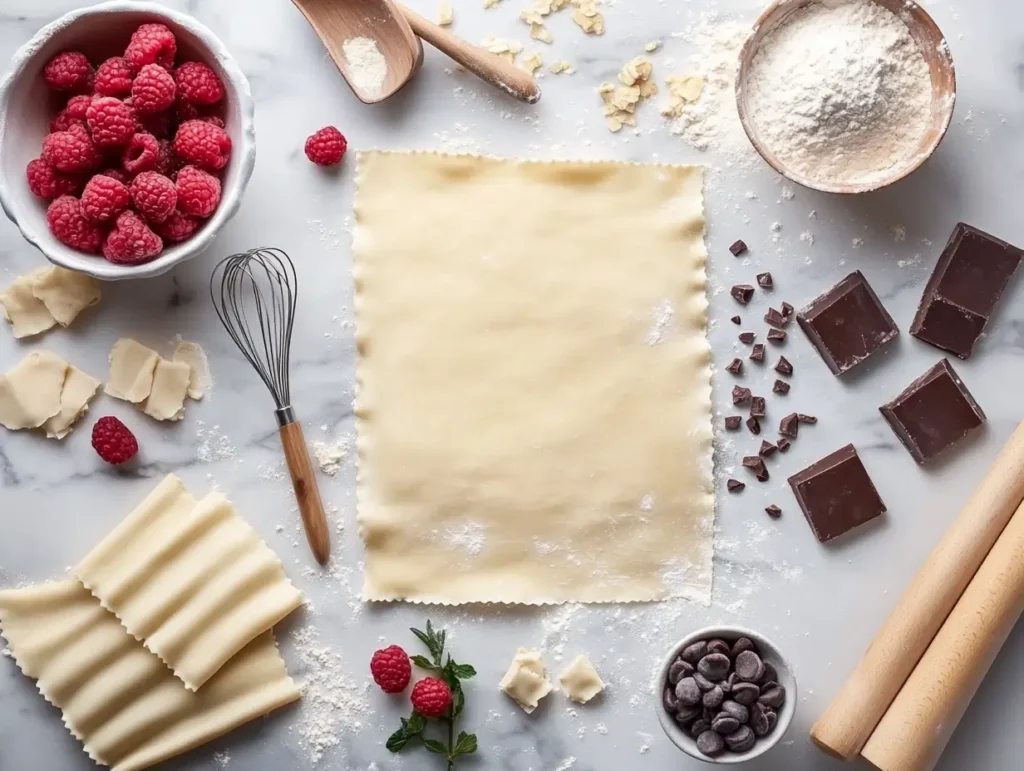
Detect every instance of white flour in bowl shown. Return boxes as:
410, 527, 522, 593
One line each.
342, 37, 387, 98
744, 0, 932, 186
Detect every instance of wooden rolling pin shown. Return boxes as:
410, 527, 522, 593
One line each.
810, 420, 1024, 759
861, 498, 1024, 771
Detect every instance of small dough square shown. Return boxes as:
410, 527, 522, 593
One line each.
106, 338, 160, 403
143, 357, 192, 421
0, 268, 56, 338
500, 648, 553, 713
32, 266, 102, 327
558, 654, 605, 703
0, 351, 68, 430
355, 152, 713, 604
44, 364, 102, 439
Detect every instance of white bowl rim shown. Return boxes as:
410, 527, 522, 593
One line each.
0, 0, 256, 281
655, 625, 798, 765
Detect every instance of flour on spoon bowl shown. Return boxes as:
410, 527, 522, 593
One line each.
342, 36, 388, 98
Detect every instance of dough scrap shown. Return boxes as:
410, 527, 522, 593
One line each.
44, 364, 102, 439
0, 580, 299, 771
558, 654, 605, 703
142, 357, 191, 421
75, 474, 304, 692
0, 351, 68, 429
172, 340, 211, 400
106, 338, 160, 403
0, 269, 56, 338
355, 152, 713, 605
500, 648, 553, 713
107, 338, 197, 421
0, 266, 100, 337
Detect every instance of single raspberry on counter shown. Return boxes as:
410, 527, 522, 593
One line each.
173, 120, 231, 171
130, 171, 177, 223
131, 63, 176, 114
124, 23, 176, 72
304, 126, 347, 166
91, 416, 139, 464
175, 61, 224, 105
103, 210, 163, 264
26, 158, 82, 199
157, 209, 199, 243
47, 195, 104, 253
86, 96, 137, 147
410, 677, 452, 718
370, 645, 412, 694
42, 129, 101, 173
175, 165, 220, 218
43, 51, 94, 93
81, 174, 130, 223
122, 131, 160, 174
94, 56, 134, 97
50, 94, 93, 133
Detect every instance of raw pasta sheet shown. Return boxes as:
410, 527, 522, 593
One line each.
0, 581, 299, 771
354, 152, 714, 604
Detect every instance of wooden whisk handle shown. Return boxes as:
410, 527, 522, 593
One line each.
278, 420, 331, 564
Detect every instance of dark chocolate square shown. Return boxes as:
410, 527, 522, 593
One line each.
797, 271, 898, 375
880, 359, 985, 464
788, 444, 886, 543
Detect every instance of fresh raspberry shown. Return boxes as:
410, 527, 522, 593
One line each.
174, 61, 224, 105
304, 126, 347, 166
370, 646, 412, 694
122, 132, 160, 174
153, 139, 178, 176
410, 677, 452, 718
131, 63, 176, 114
202, 115, 225, 129
43, 51, 94, 93
42, 129, 101, 173
103, 210, 163, 264
50, 94, 93, 133
94, 56, 134, 97
124, 23, 176, 72
91, 416, 139, 464
130, 171, 177, 223
46, 195, 104, 253
157, 210, 200, 243
26, 158, 82, 199
175, 165, 220, 218
80, 174, 130, 223
173, 120, 231, 171
85, 96, 136, 147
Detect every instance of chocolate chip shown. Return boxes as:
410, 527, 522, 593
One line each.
726, 357, 743, 375
690, 718, 710, 738
711, 714, 740, 735
759, 680, 778, 693
732, 385, 752, 404
697, 653, 731, 681
765, 709, 778, 732
703, 685, 725, 709
731, 284, 755, 305
746, 416, 761, 435
798, 413, 818, 424
731, 315, 741, 325
750, 702, 770, 736
750, 343, 765, 362
680, 641, 708, 664
726, 725, 756, 752
764, 307, 786, 328
759, 663, 777, 685
707, 639, 731, 657
727, 479, 745, 493
773, 379, 790, 395
724, 415, 742, 431
775, 356, 793, 375
767, 328, 787, 343
723, 672, 736, 693
779, 412, 799, 438
664, 686, 680, 712
781, 301, 794, 319
731, 681, 760, 706
759, 440, 777, 457
669, 659, 694, 684
776, 438, 791, 453
675, 704, 703, 724
758, 684, 786, 709
697, 729, 726, 756
742, 455, 768, 481
731, 637, 755, 657
721, 700, 750, 724
729, 239, 748, 256
693, 672, 716, 692
675, 677, 702, 706
734, 650, 765, 682
739, 331, 756, 344
765, 504, 782, 519
757, 272, 773, 289
750, 396, 766, 417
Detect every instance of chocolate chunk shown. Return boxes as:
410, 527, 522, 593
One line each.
750, 396, 766, 418
779, 412, 799, 438
734, 650, 765, 682
798, 413, 817, 424
712, 714, 740, 735
776, 438, 791, 453
732, 385, 752, 404
764, 307, 786, 328
703, 685, 725, 709
731, 637, 755, 657
750, 702, 770, 736
707, 639, 731, 657
742, 455, 768, 481
724, 415, 742, 431
721, 700, 749, 724
681, 641, 708, 664
739, 331, 756, 344
731, 284, 755, 305
675, 704, 703, 724
773, 379, 790, 395
759, 440, 777, 458
911, 223, 1023, 358
765, 709, 778, 732
697, 729, 726, 756
757, 272, 773, 289
781, 301, 794, 319
788, 444, 886, 543
731, 315, 741, 325
725, 725, 756, 753
760, 663, 778, 686
774, 355, 793, 376
693, 672, 716, 692
726, 357, 744, 375
880, 359, 985, 464
750, 343, 765, 362
767, 328, 787, 344
669, 659, 694, 684
746, 416, 761, 435
765, 504, 782, 519
697, 653, 731, 681
759, 684, 786, 709
729, 239, 748, 256
690, 719, 710, 738
727, 479, 745, 493
731, 681, 760, 706
675, 677, 702, 706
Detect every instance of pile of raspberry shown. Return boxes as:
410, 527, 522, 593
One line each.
28, 23, 231, 265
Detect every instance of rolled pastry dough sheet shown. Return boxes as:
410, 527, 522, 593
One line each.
354, 152, 714, 604
75, 474, 304, 691
0, 581, 299, 771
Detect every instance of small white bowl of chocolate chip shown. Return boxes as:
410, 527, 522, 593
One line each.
656, 626, 796, 763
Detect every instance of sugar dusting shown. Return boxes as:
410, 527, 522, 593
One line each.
195, 421, 237, 462
312, 439, 348, 476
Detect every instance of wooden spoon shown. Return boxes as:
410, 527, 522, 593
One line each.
291, 0, 423, 103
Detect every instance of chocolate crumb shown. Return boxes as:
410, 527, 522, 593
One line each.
767, 328, 787, 344
759, 440, 778, 458
746, 416, 761, 435
724, 415, 742, 430
757, 272, 773, 289
731, 315, 741, 325
777, 437, 791, 453
750, 343, 765, 362
774, 356, 793, 376
727, 479, 745, 493
781, 301, 794, 319
764, 307, 786, 328
729, 239, 748, 256
780, 413, 800, 438
765, 504, 782, 519
732, 385, 752, 404
798, 413, 818, 424
731, 284, 755, 305
742, 455, 769, 481
750, 396, 766, 418
739, 331, 756, 344
773, 379, 791, 395
726, 358, 744, 375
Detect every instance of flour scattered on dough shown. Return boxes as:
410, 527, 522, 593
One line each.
444, 522, 487, 555
542, 604, 581, 663
646, 300, 674, 344
890, 225, 907, 242
342, 37, 387, 98
640, 494, 655, 511
313, 439, 348, 476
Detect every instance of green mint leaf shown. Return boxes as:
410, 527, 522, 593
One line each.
410, 627, 433, 653
422, 739, 448, 754
386, 727, 409, 753
451, 663, 477, 679
410, 655, 439, 672
454, 731, 478, 756
453, 687, 466, 719
407, 711, 427, 734
437, 628, 447, 655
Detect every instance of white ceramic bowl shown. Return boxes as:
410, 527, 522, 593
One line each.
0, 1, 255, 280
656, 626, 797, 764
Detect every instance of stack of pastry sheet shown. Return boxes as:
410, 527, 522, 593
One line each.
0, 474, 304, 771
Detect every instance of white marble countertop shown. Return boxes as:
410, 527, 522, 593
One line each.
1, 1, 1022, 770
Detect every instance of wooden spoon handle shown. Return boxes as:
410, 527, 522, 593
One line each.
279, 421, 331, 564
399, 5, 540, 104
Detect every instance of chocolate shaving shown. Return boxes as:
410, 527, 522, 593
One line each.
750, 343, 765, 362
773, 379, 791, 395
739, 331, 756, 344
742, 455, 769, 481
726, 358, 743, 375
731, 284, 755, 305
757, 272, 774, 289
765, 504, 782, 519
729, 239, 748, 256
798, 413, 818, 424
732, 385, 752, 404
727, 479, 745, 493
777, 437, 791, 453
759, 440, 777, 458
764, 307, 786, 329
731, 315, 741, 325
724, 415, 742, 430
774, 356, 793, 376
781, 301, 794, 319
767, 328, 787, 344
779, 413, 800, 438
746, 416, 761, 435
750, 396, 766, 418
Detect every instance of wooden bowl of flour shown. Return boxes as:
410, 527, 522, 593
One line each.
735, 0, 955, 194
